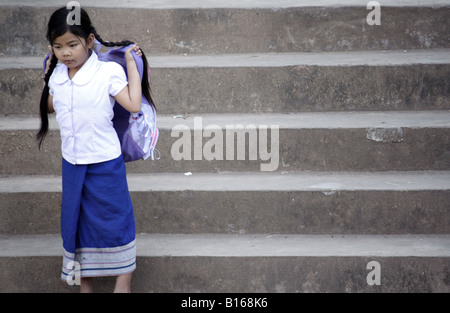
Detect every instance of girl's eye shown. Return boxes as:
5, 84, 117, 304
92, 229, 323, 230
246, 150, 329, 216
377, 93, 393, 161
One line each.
70, 44, 77, 47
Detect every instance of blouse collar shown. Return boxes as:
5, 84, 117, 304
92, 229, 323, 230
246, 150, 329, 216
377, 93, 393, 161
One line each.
52, 51, 100, 86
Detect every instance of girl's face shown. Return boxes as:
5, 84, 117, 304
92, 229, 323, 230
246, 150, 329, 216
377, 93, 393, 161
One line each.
52, 31, 94, 74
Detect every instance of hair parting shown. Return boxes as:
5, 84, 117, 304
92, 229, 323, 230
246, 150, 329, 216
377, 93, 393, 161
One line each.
37, 6, 154, 149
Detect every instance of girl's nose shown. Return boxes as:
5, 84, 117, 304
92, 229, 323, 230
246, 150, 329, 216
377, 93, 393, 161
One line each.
62, 48, 71, 56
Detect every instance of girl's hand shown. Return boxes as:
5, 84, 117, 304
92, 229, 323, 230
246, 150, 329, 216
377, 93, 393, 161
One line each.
116, 43, 143, 113
125, 44, 142, 63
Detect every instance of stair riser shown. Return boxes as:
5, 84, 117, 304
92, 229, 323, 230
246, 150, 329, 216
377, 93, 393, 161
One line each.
1, 256, 448, 292
150, 64, 450, 114
133, 190, 450, 235
1, 6, 449, 56
2, 190, 449, 235
1, 64, 449, 115
1, 127, 448, 175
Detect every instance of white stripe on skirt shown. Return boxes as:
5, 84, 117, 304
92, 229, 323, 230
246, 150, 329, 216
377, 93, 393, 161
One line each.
61, 239, 136, 281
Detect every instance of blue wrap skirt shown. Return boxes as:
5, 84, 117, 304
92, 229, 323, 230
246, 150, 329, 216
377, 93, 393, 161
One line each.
60, 155, 136, 281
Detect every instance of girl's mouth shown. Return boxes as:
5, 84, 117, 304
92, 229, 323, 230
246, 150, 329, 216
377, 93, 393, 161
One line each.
64, 60, 74, 65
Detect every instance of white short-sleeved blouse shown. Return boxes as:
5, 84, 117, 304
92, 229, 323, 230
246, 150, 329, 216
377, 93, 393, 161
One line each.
49, 51, 128, 165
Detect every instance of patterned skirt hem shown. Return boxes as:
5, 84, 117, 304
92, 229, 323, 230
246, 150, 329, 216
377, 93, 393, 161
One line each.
60, 239, 136, 282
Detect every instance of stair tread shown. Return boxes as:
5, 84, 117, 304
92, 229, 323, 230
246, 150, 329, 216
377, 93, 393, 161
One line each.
1, 233, 449, 257
1, 171, 450, 193
2, 0, 449, 9
147, 49, 450, 68
1, 110, 450, 131
1, 49, 449, 70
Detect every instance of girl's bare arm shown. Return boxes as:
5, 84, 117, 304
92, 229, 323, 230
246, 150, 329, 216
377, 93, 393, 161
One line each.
114, 44, 142, 113
48, 94, 54, 113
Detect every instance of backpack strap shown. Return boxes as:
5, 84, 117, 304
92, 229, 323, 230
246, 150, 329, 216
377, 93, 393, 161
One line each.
93, 38, 102, 53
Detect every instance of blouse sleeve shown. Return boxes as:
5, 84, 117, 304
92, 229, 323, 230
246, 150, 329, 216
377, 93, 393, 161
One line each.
108, 62, 128, 97
48, 76, 54, 96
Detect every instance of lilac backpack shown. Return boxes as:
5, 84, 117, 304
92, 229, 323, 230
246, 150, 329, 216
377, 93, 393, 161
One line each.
44, 41, 159, 162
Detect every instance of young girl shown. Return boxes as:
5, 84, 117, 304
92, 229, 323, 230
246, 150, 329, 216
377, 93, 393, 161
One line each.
37, 6, 153, 293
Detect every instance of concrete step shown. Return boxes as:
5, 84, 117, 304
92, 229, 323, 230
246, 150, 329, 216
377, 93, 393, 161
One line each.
1, 233, 449, 292
1, 171, 449, 235
9, 0, 450, 9
1, 0, 448, 295
1, 49, 449, 115
1, 111, 449, 175
1, 1, 449, 56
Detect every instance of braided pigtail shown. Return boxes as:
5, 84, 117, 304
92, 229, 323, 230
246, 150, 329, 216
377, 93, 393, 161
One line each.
92, 30, 155, 110
37, 53, 58, 149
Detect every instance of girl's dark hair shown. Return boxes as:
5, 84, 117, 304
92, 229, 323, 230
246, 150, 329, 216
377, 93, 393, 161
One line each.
37, 6, 155, 149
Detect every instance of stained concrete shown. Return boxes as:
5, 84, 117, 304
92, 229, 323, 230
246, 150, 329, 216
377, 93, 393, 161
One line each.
1, 0, 449, 8
2, 50, 449, 115
1, 5, 449, 56
2, 233, 450, 257
1, 0, 449, 293
2, 170, 450, 193
1, 234, 449, 292
1, 111, 449, 174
